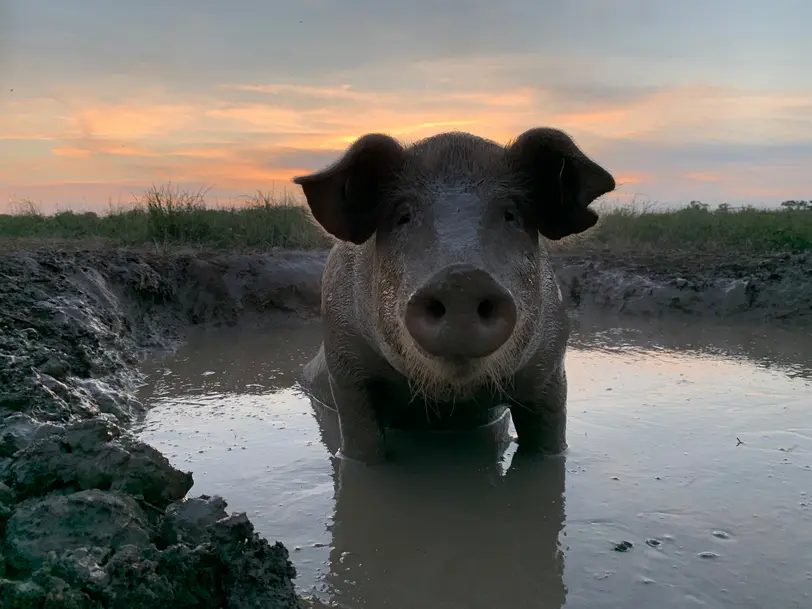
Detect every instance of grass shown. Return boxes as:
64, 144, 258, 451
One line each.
0, 184, 332, 250
571, 200, 812, 254
1, 185, 811, 254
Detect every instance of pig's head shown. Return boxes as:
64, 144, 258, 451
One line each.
294, 128, 615, 399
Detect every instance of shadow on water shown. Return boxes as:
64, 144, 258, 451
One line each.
135, 315, 812, 608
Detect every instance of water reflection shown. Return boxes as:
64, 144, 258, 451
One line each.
135, 315, 812, 608
320, 414, 567, 608
137, 320, 323, 402
571, 313, 812, 380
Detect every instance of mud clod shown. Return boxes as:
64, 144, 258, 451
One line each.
160, 494, 229, 547
5, 489, 152, 572
1, 488, 299, 608
5, 418, 194, 506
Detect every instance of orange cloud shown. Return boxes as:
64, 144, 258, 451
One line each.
552, 109, 631, 132
173, 148, 233, 160
550, 85, 812, 143
338, 120, 481, 145
614, 175, 643, 185
51, 141, 163, 159
3, 76, 812, 211
205, 105, 315, 133
72, 103, 199, 140
52, 146, 92, 158
1, 98, 75, 141
175, 163, 307, 185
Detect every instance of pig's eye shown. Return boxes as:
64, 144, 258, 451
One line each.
396, 213, 411, 226
503, 210, 516, 223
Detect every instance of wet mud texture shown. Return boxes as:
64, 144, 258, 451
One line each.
0, 249, 323, 608
1, 246, 809, 608
554, 248, 812, 321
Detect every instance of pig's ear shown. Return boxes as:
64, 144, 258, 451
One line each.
506, 127, 615, 240
293, 134, 405, 244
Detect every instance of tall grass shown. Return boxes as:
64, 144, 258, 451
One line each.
1, 185, 811, 253
0, 184, 332, 250
577, 202, 812, 253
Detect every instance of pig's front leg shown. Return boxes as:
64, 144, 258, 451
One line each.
328, 374, 388, 464
508, 367, 568, 455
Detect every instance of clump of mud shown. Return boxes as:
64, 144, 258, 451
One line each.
0, 248, 324, 608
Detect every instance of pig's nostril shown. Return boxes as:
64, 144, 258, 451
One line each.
425, 298, 446, 320
477, 299, 495, 321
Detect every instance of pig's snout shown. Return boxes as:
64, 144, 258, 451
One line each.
404, 264, 517, 359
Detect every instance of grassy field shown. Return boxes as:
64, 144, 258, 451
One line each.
1, 185, 810, 254
0, 185, 332, 250
574, 201, 812, 254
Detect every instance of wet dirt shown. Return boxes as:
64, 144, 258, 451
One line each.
552, 248, 812, 321
135, 316, 812, 609
1, 244, 811, 607
0, 248, 321, 608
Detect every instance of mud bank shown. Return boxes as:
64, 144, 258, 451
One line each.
1, 245, 809, 607
0, 249, 324, 608
552, 248, 812, 321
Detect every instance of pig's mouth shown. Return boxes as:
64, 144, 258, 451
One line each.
398, 343, 517, 401
406, 331, 507, 375
436, 355, 482, 375
420, 350, 493, 385
396, 323, 518, 399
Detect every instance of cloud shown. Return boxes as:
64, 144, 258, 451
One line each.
223, 83, 379, 103
551, 86, 812, 144
2, 71, 811, 211
685, 172, 724, 183
4, 0, 811, 215
52, 146, 92, 158
0, 98, 73, 141
13, 0, 811, 91
72, 103, 199, 140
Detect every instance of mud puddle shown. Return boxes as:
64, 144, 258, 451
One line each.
134, 317, 812, 609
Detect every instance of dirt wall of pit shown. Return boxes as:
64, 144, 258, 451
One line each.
1, 246, 810, 607
0, 249, 325, 608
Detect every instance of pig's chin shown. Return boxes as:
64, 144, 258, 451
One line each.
389, 325, 519, 401
431, 356, 484, 380
403, 345, 500, 400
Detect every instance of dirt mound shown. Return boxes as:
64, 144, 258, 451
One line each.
0, 249, 323, 608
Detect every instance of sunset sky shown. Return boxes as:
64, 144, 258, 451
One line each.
1, 0, 810, 213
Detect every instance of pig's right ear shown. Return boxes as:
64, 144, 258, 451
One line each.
293, 134, 405, 245
506, 127, 616, 240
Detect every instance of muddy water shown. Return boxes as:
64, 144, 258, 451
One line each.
134, 316, 812, 609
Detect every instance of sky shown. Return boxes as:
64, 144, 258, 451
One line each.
1, 0, 811, 213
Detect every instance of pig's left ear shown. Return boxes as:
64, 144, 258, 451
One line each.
506, 127, 616, 240
292, 134, 406, 245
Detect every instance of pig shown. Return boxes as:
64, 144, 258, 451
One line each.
293, 127, 615, 464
